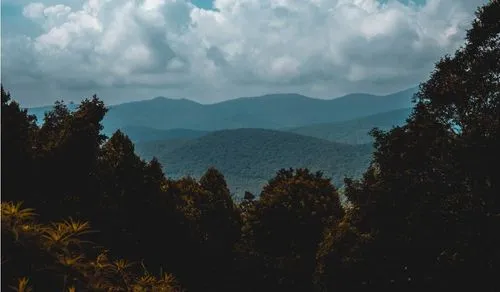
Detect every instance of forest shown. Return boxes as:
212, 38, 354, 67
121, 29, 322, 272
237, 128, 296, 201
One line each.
134, 128, 373, 196
1, 1, 499, 291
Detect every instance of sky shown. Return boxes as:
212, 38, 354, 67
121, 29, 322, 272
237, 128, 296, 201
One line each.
1, 0, 489, 107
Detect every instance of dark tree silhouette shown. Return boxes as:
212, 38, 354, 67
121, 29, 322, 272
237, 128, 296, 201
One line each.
1, 87, 38, 203
246, 168, 343, 291
316, 1, 500, 290
34, 96, 107, 220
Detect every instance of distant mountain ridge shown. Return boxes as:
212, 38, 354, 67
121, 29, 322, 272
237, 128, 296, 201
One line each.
108, 107, 413, 144
27, 87, 418, 134
287, 108, 413, 144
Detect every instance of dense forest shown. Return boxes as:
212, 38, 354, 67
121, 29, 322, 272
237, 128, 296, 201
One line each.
1, 1, 499, 291
134, 128, 373, 196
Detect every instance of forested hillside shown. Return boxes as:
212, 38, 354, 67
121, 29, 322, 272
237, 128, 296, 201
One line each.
2, 2, 499, 291
135, 129, 372, 196
119, 126, 208, 143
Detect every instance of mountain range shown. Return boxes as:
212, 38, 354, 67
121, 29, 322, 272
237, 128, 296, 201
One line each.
101, 87, 417, 134
28, 87, 416, 133
27, 87, 417, 197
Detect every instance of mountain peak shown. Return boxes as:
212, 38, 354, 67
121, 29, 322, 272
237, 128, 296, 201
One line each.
261, 93, 309, 99
223, 92, 317, 104
147, 96, 202, 105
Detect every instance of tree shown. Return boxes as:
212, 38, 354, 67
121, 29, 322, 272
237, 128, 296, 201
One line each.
33, 96, 108, 220
161, 169, 242, 291
316, 1, 499, 290
199, 167, 241, 252
249, 168, 344, 290
1, 87, 38, 203
243, 191, 255, 201
96, 130, 151, 258
415, 0, 499, 217
412, 1, 500, 287
145, 157, 166, 187
314, 206, 372, 291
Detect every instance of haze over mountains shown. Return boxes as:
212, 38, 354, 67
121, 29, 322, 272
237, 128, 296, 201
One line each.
27, 87, 416, 197
288, 108, 413, 144
101, 87, 417, 134
28, 87, 416, 133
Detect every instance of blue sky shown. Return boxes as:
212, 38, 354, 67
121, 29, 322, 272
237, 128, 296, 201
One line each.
190, 0, 214, 9
1, 1, 212, 35
1, 0, 488, 107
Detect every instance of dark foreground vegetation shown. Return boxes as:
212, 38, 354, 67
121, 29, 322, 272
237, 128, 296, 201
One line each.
2, 2, 499, 291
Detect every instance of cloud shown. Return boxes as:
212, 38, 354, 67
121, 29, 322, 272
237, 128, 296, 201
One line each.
1, 0, 488, 106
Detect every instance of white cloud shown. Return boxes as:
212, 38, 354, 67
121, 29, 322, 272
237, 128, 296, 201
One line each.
22, 3, 45, 19
1, 0, 488, 106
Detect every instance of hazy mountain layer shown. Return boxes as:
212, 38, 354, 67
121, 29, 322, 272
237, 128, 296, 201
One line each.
28, 87, 417, 134
287, 108, 413, 144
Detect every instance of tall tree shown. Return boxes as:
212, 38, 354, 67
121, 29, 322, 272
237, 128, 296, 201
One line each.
199, 167, 241, 252
317, 1, 500, 290
34, 96, 107, 219
413, 1, 500, 287
249, 168, 344, 291
1, 87, 38, 203
96, 130, 149, 257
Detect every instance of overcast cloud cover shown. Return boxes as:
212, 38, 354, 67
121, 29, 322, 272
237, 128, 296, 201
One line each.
1, 0, 488, 107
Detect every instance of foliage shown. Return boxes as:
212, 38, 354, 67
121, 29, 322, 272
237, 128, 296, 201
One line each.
235, 168, 344, 291
1, 87, 38, 203
163, 171, 242, 291
315, 1, 500, 290
314, 206, 373, 291
1, 201, 183, 292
